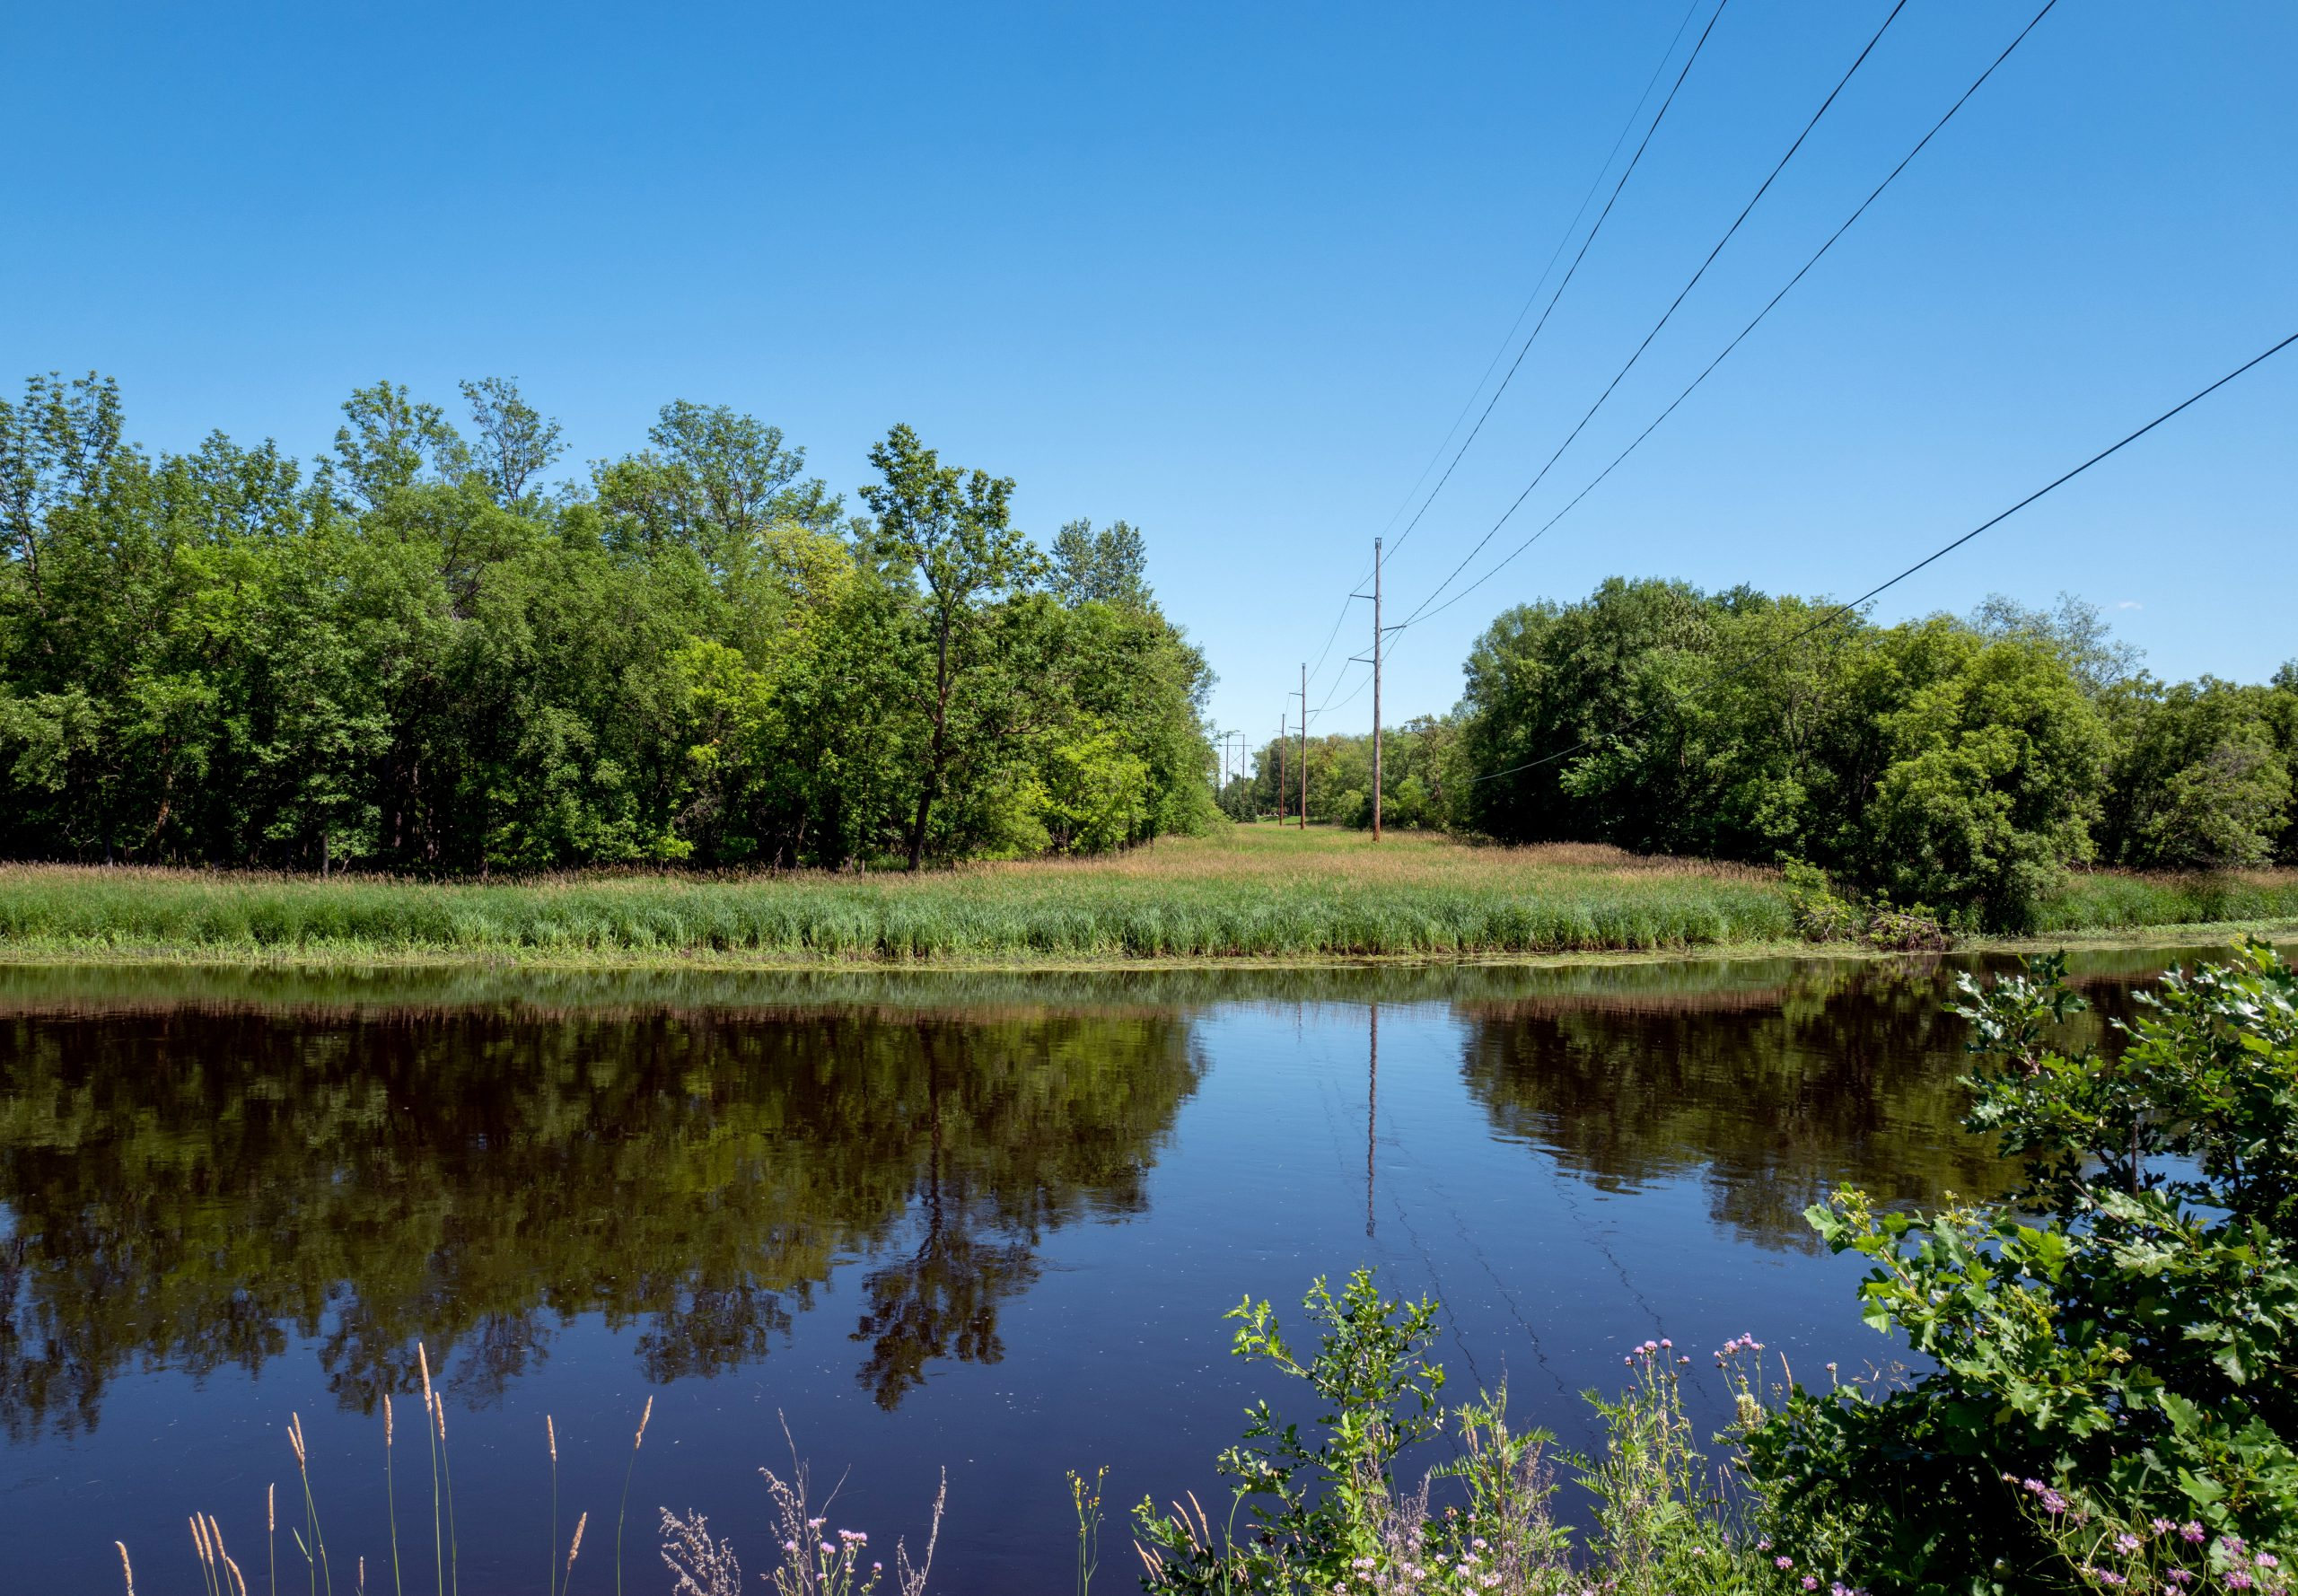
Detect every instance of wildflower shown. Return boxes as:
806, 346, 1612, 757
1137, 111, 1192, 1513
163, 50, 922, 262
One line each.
838, 1530, 867, 1544
2023, 1479, 2046, 1495
2166, 1574, 2195, 1588
1777, 1555, 1796, 1570
2259, 1553, 2281, 1569
1759, 1539, 1774, 1553
2041, 1490, 2069, 1515
2184, 1524, 2207, 1544
1470, 1539, 1487, 1552
808, 1517, 826, 1530
1802, 1578, 1819, 1592
2227, 1574, 2255, 1591
2225, 1537, 2251, 1556
2117, 1535, 2144, 1555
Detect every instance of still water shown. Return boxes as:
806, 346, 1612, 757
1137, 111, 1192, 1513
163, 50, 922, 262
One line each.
0, 948, 2229, 1592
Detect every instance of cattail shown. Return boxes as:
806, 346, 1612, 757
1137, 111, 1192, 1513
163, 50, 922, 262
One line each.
566, 1512, 589, 1577
634, 1395, 653, 1449
115, 1540, 135, 1596
547, 1414, 557, 1465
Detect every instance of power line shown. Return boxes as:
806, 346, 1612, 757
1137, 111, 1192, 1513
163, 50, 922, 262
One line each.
1397, 0, 1914, 629
1383, 0, 1735, 567
1461, 329, 2298, 789
1397, 0, 2062, 633
1300, 0, 1711, 703
1373, 0, 1707, 558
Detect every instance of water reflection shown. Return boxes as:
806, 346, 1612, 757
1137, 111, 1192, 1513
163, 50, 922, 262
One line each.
0, 945, 2248, 1448
0, 1003, 1202, 1438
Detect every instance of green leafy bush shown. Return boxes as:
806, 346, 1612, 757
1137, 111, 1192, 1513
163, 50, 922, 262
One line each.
1741, 943, 2298, 1593
1134, 1268, 1848, 1595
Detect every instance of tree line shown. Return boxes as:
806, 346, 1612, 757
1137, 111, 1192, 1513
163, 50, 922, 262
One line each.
1227, 578, 2298, 928
0, 373, 1216, 871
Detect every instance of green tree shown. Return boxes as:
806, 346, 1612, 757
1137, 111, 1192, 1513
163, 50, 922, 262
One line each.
859, 424, 1046, 869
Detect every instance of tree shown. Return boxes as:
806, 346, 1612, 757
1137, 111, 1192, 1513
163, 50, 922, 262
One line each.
860, 424, 1045, 869
460, 377, 564, 506
1049, 517, 1149, 608
592, 399, 844, 578
329, 381, 469, 508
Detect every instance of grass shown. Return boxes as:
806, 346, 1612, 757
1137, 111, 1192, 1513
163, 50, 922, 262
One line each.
0, 826, 2290, 969
2032, 865, 2298, 933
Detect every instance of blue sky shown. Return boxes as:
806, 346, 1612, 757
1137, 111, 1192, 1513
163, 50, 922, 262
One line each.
6, 2, 2293, 750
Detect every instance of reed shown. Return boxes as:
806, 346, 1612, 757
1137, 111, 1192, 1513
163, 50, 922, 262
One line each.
548, 1416, 560, 1596
617, 1395, 653, 1596
4, 833, 2285, 968
382, 1396, 403, 1596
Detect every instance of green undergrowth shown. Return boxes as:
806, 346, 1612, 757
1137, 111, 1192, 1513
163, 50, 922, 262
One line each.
0, 866, 1794, 960
0, 848, 2290, 967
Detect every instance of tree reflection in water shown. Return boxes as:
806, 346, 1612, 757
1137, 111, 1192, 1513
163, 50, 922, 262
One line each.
0, 1000, 1203, 1438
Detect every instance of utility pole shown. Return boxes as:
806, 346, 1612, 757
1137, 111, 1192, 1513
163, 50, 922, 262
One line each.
1350, 537, 1390, 840
1276, 715, 1286, 826
1299, 662, 1309, 829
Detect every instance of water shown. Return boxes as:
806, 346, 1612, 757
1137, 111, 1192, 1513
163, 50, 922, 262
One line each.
0, 947, 2235, 1592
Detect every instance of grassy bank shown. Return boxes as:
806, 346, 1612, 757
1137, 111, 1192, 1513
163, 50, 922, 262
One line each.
0, 828, 2292, 968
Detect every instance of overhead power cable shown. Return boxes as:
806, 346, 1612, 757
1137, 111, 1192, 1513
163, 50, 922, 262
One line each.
1462, 329, 2298, 788
1397, 0, 2060, 631
1383, 0, 1734, 567
1398, 0, 1913, 629
1374, 0, 1708, 560
1292, 0, 1717, 715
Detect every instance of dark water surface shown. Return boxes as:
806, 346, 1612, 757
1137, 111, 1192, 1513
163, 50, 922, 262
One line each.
0, 948, 2241, 1592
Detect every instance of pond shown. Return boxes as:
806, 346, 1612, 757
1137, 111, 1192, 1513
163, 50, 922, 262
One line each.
0, 946, 2241, 1593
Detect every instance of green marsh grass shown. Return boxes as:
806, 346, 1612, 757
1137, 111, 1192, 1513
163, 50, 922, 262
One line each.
0, 830, 1794, 962
4, 828, 2290, 967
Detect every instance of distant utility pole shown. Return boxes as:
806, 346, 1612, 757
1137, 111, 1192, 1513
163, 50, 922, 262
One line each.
1276, 714, 1286, 826
1299, 662, 1309, 829
1351, 537, 1392, 840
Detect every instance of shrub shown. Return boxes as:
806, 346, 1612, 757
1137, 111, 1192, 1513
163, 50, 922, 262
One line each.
1741, 943, 2298, 1593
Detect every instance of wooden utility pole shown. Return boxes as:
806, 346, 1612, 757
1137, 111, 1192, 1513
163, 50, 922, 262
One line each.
1298, 662, 1309, 829
1371, 539, 1382, 840
1351, 538, 1388, 839
1276, 715, 1286, 825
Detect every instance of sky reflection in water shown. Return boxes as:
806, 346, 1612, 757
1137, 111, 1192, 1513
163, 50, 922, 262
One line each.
0, 948, 2227, 1593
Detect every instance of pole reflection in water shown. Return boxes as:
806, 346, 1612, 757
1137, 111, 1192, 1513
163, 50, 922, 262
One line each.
0, 946, 2235, 1594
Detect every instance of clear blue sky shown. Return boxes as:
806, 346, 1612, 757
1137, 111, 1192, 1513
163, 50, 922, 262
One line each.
7, 2, 2292, 751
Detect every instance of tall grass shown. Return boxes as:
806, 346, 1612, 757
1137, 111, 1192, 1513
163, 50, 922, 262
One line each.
0, 832, 1798, 961
4, 832, 2289, 968
2031, 867, 2298, 933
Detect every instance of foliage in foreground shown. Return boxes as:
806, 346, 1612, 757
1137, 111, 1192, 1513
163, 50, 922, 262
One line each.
1742, 943, 2298, 1594
1131, 1269, 1833, 1596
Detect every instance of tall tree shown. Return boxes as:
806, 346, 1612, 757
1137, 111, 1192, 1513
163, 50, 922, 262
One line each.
860, 424, 1043, 869
460, 377, 565, 506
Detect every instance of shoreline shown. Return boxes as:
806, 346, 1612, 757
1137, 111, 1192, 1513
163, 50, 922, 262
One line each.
1, 915, 2288, 977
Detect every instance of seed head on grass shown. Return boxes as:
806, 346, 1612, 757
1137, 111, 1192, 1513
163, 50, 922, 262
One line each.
117, 1539, 135, 1596
566, 1513, 589, 1580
